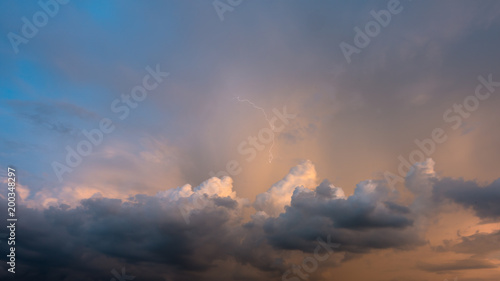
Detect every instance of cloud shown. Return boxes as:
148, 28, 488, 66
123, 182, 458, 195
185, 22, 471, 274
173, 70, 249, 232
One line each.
417, 258, 497, 273
0, 180, 250, 280
433, 178, 500, 221
2, 159, 500, 280
435, 230, 500, 256
5, 100, 98, 136
263, 178, 422, 255
253, 160, 317, 217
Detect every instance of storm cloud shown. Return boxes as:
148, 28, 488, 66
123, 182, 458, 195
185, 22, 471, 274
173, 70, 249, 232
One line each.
2, 159, 497, 280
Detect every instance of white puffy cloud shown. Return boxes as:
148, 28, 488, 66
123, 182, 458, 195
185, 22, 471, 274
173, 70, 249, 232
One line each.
254, 160, 317, 217
157, 176, 236, 202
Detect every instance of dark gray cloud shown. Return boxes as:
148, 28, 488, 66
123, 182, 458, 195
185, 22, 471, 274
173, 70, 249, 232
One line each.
0, 194, 253, 281
433, 178, 500, 221
263, 179, 423, 254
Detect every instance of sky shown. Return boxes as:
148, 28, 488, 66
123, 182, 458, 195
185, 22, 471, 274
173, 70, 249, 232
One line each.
1, 0, 500, 280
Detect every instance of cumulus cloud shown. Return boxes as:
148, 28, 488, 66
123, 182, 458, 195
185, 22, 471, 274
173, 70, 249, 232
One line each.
254, 160, 317, 217
2, 159, 500, 280
263, 177, 423, 255
0, 179, 250, 280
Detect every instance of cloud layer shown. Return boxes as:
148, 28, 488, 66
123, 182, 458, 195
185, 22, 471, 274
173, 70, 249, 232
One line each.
2, 159, 499, 280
